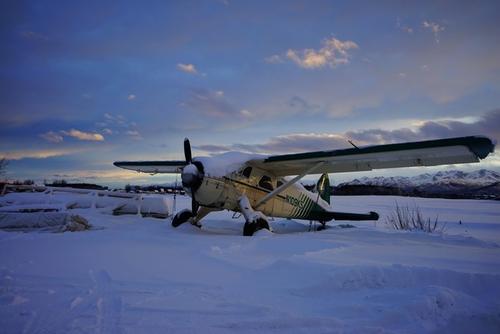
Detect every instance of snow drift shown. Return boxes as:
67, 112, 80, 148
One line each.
0, 192, 499, 333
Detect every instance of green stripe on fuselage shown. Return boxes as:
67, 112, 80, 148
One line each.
286, 193, 306, 218
286, 192, 327, 219
300, 195, 313, 219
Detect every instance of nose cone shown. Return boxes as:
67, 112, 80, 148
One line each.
181, 163, 204, 189
181, 172, 197, 187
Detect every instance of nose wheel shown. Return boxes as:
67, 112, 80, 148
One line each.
171, 206, 220, 228
171, 209, 193, 227
243, 218, 270, 236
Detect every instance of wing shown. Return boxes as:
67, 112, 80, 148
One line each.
113, 160, 186, 174
249, 136, 495, 177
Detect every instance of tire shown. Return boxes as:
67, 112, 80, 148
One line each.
172, 210, 193, 227
257, 218, 270, 231
243, 218, 270, 236
243, 221, 256, 236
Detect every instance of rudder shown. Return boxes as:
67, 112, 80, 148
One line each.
316, 173, 331, 204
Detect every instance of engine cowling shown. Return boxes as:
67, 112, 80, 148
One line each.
181, 161, 204, 193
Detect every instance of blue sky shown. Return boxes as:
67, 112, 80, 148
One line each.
1, 0, 500, 186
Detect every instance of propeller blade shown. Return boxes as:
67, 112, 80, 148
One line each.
191, 192, 199, 215
184, 138, 192, 163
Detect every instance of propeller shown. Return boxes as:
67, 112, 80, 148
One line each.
181, 138, 204, 215
184, 137, 192, 163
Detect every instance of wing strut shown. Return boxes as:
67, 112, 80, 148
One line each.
255, 161, 326, 209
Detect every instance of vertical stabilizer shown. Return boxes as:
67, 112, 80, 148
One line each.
316, 173, 331, 204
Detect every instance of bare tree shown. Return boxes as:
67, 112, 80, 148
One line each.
0, 158, 7, 178
386, 202, 446, 233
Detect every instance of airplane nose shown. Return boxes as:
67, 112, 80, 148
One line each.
181, 171, 196, 187
181, 162, 204, 190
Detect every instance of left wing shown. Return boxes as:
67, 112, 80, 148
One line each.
113, 160, 186, 174
249, 136, 495, 177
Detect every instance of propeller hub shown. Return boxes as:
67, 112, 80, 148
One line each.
181, 162, 204, 191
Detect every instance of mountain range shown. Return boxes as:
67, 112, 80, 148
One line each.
333, 169, 500, 199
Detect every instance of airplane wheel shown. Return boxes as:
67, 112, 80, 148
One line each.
172, 210, 193, 227
243, 218, 270, 236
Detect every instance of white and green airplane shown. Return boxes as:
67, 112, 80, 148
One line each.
114, 136, 494, 236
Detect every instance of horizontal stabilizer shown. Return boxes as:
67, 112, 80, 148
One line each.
328, 211, 379, 221
307, 210, 379, 221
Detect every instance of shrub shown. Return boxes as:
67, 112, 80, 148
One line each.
386, 202, 445, 233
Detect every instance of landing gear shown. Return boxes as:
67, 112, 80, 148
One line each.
308, 220, 327, 232
243, 218, 270, 236
171, 206, 220, 228
239, 195, 271, 236
171, 209, 193, 227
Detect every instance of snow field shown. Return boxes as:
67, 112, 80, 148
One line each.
0, 192, 499, 333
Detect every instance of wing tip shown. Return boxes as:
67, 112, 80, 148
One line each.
468, 136, 495, 159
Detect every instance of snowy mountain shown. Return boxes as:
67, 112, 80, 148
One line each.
335, 169, 500, 199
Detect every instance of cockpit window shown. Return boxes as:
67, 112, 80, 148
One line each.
259, 175, 273, 191
242, 166, 252, 178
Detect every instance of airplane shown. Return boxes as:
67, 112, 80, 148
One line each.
114, 136, 495, 236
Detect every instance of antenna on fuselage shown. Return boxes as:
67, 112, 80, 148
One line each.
348, 140, 360, 149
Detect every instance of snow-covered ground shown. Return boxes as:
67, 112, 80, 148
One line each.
1, 191, 499, 333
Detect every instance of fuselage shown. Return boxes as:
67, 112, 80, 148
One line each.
189, 163, 332, 220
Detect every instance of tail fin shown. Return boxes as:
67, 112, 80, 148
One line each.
316, 173, 331, 204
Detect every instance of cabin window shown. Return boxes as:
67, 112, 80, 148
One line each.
259, 175, 273, 191
242, 166, 252, 178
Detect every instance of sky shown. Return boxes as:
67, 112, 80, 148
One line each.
1, 0, 500, 186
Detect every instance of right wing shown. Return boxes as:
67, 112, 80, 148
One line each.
249, 136, 495, 177
113, 160, 186, 174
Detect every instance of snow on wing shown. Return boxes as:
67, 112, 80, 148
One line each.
249, 136, 495, 177
113, 161, 186, 173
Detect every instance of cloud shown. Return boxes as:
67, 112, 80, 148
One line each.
1, 148, 83, 160
239, 109, 253, 119
288, 96, 321, 114
423, 20, 445, 43
126, 130, 143, 140
49, 169, 156, 182
198, 133, 348, 154
20, 31, 48, 41
128, 94, 136, 101
347, 109, 499, 145
197, 109, 500, 155
40, 131, 64, 143
396, 17, 413, 34
95, 113, 142, 140
264, 55, 283, 64
284, 37, 358, 69
177, 63, 198, 74
99, 113, 133, 128
41, 128, 107, 143
182, 89, 248, 119
61, 129, 104, 141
